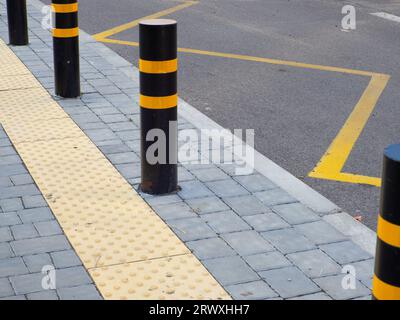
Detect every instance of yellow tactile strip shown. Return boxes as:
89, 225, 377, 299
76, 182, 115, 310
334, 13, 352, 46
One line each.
0, 39, 230, 300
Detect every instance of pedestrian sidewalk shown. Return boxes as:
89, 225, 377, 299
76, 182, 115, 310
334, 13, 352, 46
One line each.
0, 0, 375, 300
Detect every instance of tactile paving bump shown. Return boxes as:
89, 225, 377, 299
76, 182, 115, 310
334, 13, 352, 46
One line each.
89, 255, 231, 300
0, 47, 31, 76
0, 74, 40, 91
0, 87, 66, 123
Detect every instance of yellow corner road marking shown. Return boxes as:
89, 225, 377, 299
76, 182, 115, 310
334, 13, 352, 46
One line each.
309, 74, 389, 187
0, 39, 230, 300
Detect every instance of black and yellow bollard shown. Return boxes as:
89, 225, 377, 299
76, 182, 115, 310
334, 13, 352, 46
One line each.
6, 0, 29, 45
139, 19, 178, 195
52, 0, 80, 98
372, 144, 400, 300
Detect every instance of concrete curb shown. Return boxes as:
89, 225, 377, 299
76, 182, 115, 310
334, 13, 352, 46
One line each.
29, 0, 377, 256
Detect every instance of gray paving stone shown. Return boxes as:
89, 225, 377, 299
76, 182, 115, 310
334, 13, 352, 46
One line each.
56, 266, 93, 288
18, 207, 54, 223
0, 177, 12, 187
145, 194, 182, 206
99, 114, 127, 123
202, 256, 260, 286
314, 274, 370, 300
0, 146, 16, 156
0, 164, 27, 177
289, 292, 332, 300
254, 189, 297, 207
222, 195, 269, 216
243, 213, 290, 231
262, 228, 316, 254
11, 224, 39, 240
178, 180, 214, 200
260, 267, 320, 299
0, 278, 14, 298
57, 284, 102, 300
106, 152, 139, 164
84, 128, 118, 142
0, 198, 23, 212
202, 211, 251, 234
0, 257, 29, 277
0, 242, 13, 259
27, 290, 59, 300
225, 281, 278, 300
222, 231, 274, 256
233, 174, 276, 192
22, 195, 47, 208
10, 174, 34, 186
0, 154, 22, 165
0, 184, 40, 200
206, 180, 250, 198
287, 249, 341, 278
185, 196, 229, 214
107, 121, 137, 132
272, 202, 320, 225
51, 250, 82, 269
10, 272, 45, 295
23, 253, 52, 273
244, 251, 292, 271
11, 235, 71, 256
295, 221, 347, 245
34, 220, 63, 236
99, 143, 131, 155
115, 163, 140, 179
178, 166, 195, 182
352, 259, 374, 289
0, 213, 21, 227
319, 241, 372, 264
0, 295, 26, 300
187, 238, 236, 260
169, 217, 216, 242
152, 202, 196, 221
0, 226, 12, 242
190, 167, 230, 182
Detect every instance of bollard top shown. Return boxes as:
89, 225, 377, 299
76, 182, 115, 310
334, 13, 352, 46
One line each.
385, 144, 400, 162
139, 19, 177, 26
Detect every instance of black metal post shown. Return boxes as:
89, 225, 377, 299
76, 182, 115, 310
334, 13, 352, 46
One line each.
52, 0, 80, 98
139, 19, 178, 195
372, 144, 400, 300
6, 0, 29, 45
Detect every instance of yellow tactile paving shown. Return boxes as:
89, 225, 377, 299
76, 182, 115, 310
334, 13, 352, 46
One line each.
89, 255, 229, 300
0, 39, 230, 300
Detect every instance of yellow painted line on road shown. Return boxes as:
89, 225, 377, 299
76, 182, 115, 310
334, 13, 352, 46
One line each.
0, 39, 230, 300
309, 74, 389, 187
92, 0, 198, 41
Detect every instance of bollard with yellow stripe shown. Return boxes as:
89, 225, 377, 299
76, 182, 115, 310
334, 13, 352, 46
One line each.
139, 19, 178, 194
52, 0, 80, 98
372, 144, 400, 300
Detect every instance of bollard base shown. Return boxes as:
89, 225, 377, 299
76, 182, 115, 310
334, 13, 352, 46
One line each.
139, 183, 181, 196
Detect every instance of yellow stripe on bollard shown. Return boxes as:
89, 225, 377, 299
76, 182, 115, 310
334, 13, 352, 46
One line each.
373, 275, 400, 300
51, 3, 78, 13
52, 27, 79, 38
377, 215, 400, 248
140, 94, 178, 109
139, 58, 178, 74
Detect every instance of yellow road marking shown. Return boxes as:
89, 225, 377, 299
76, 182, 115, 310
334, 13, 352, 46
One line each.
0, 39, 230, 300
92, 0, 198, 41
94, 1, 390, 187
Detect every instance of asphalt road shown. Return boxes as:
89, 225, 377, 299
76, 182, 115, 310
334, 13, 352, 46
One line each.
43, 0, 400, 229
